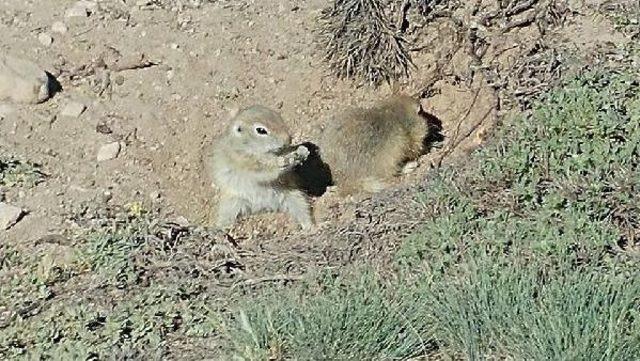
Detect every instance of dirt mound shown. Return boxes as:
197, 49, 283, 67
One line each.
0, 0, 628, 260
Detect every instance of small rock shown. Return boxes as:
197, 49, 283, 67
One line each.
60, 101, 86, 118
38, 33, 53, 46
0, 203, 23, 230
65, 1, 96, 18
0, 55, 52, 104
95, 121, 112, 134
174, 216, 189, 227
65, 6, 88, 18
51, 22, 68, 34
97, 142, 121, 161
0, 103, 15, 118
114, 74, 125, 85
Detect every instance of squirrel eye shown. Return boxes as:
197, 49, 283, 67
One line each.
255, 126, 269, 136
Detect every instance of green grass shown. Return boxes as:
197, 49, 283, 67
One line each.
228, 272, 434, 361
226, 69, 640, 360
229, 258, 640, 361
0, 206, 220, 359
424, 256, 640, 360
0, 156, 46, 188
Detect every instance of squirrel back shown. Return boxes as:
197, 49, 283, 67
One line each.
320, 95, 428, 195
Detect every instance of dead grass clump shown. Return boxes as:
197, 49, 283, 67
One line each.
316, 0, 413, 85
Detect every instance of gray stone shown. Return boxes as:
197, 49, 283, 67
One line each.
38, 33, 53, 46
52, 22, 68, 34
65, 6, 88, 18
65, 1, 97, 17
60, 101, 86, 118
0, 103, 15, 119
0, 55, 52, 104
0, 203, 23, 230
97, 142, 121, 161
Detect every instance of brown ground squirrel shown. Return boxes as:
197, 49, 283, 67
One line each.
207, 105, 314, 230
319, 95, 429, 195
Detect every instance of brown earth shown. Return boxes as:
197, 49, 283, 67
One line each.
0, 0, 629, 259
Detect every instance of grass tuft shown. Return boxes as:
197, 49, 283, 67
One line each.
316, 0, 413, 85
227, 271, 435, 361
227, 68, 640, 359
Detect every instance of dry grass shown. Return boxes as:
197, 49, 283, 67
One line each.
316, 0, 414, 85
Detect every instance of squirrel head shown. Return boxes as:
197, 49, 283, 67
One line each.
227, 105, 293, 154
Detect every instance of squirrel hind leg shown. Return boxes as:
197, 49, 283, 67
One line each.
282, 191, 314, 230
215, 195, 250, 229
331, 177, 388, 197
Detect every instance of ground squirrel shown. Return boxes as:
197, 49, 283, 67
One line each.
207, 105, 314, 229
319, 95, 429, 195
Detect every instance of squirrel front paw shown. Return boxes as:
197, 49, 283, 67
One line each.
278, 145, 309, 169
293, 145, 310, 161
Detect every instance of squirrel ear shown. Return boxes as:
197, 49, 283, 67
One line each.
227, 105, 240, 119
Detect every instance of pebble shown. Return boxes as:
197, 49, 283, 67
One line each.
0, 103, 15, 118
0, 203, 23, 230
0, 55, 52, 104
65, 1, 97, 18
38, 33, 53, 46
60, 101, 86, 118
97, 142, 121, 161
52, 22, 68, 34
174, 216, 189, 227
65, 6, 88, 18
114, 74, 125, 86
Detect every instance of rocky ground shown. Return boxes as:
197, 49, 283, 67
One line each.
1, 0, 637, 358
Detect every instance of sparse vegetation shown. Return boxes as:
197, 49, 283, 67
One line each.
316, 0, 414, 85
229, 257, 640, 360
227, 68, 640, 359
0, 205, 221, 359
0, 157, 45, 188
599, 0, 640, 38
228, 271, 435, 361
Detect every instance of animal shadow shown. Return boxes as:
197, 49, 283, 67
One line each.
45, 71, 63, 96
295, 142, 333, 197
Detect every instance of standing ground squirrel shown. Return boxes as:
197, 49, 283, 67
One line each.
319, 95, 428, 195
207, 105, 314, 230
